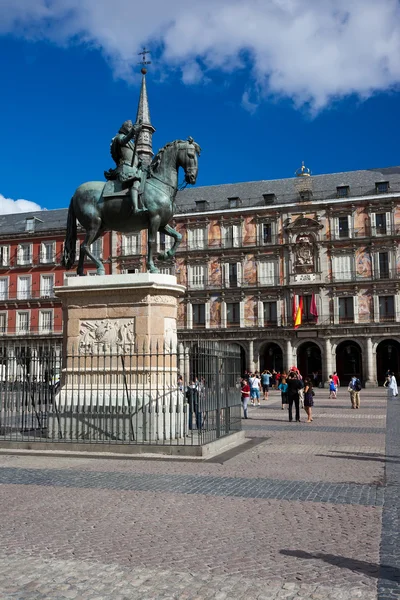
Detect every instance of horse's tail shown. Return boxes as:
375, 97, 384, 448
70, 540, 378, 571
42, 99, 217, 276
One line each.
62, 198, 77, 270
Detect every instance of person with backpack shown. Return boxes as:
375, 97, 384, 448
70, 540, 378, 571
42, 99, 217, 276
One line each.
348, 375, 362, 409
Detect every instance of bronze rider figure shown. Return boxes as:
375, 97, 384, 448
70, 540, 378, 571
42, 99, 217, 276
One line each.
104, 119, 146, 215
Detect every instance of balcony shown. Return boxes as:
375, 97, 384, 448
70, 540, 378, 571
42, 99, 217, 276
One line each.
328, 269, 400, 284
186, 276, 281, 291
0, 325, 63, 337
0, 290, 57, 303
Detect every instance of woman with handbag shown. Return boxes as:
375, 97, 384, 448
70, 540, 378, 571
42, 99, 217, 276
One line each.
303, 377, 314, 423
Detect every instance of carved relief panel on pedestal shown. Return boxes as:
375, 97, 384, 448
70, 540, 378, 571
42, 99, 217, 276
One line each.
79, 318, 135, 353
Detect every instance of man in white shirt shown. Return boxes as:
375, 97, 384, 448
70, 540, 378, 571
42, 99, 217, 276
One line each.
249, 373, 262, 406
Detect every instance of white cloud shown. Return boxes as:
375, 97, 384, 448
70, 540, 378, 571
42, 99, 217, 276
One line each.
0, 194, 43, 215
2, 0, 400, 110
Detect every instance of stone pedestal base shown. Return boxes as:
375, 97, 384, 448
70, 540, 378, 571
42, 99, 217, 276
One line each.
54, 274, 186, 442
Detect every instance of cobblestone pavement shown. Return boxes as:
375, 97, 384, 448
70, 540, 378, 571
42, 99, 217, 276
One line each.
0, 387, 396, 599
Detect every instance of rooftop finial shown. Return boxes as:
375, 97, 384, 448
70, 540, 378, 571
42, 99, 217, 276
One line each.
138, 47, 151, 75
135, 47, 155, 165
295, 161, 311, 177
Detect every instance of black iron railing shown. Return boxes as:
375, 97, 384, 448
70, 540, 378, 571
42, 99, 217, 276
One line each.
0, 340, 241, 447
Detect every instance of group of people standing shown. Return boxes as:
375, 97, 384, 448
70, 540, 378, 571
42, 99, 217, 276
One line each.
241, 367, 314, 422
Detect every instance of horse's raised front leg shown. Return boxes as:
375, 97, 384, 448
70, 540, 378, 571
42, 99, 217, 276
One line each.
77, 224, 105, 276
147, 216, 161, 273
157, 224, 182, 261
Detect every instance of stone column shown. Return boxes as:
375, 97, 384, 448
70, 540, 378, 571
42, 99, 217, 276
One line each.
248, 339, 254, 372
365, 337, 378, 387
324, 337, 333, 385
285, 339, 294, 370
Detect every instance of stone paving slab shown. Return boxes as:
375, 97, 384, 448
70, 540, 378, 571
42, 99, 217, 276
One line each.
0, 388, 392, 599
0, 466, 385, 505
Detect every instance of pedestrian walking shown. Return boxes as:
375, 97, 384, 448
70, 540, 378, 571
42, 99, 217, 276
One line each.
348, 375, 362, 409
287, 371, 303, 422
386, 371, 398, 399
303, 377, 314, 422
261, 369, 271, 400
249, 373, 262, 406
278, 376, 288, 410
332, 372, 340, 388
329, 375, 337, 399
241, 380, 250, 418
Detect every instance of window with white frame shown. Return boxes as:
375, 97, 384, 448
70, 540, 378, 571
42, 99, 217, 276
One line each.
338, 297, 354, 323
17, 276, 31, 300
157, 231, 173, 253
90, 238, 102, 259
25, 218, 35, 232
333, 215, 351, 239
40, 241, 55, 263
371, 212, 391, 236
0, 278, 8, 301
63, 272, 77, 283
379, 296, 395, 322
0, 245, 10, 267
159, 267, 173, 275
188, 264, 205, 289
222, 223, 240, 248
224, 262, 242, 288
17, 311, 30, 333
258, 261, 276, 286
187, 227, 206, 250
193, 303, 206, 327
377, 251, 391, 279
227, 302, 240, 325
40, 274, 54, 298
17, 243, 32, 265
263, 301, 277, 325
332, 254, 353, 281
0, 312, 6, 333
39, 310, 53, 332
122, 234, 139, 256
258, 221, 276, 245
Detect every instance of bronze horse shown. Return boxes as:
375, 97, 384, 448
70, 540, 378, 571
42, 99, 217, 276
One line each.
62, 138, 200, 274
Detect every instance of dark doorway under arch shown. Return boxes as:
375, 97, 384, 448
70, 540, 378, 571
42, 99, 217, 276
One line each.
376, 339, 400, 384
261, 342, 283, 372
297, 342, 322, 381
336, 341, 363, 385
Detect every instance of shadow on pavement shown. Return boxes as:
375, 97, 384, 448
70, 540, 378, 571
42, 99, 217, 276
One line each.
315, 451, 400, 464
280, 549, 400, 582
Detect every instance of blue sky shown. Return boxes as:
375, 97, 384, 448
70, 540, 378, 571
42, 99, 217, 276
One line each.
1, 0, 400, 212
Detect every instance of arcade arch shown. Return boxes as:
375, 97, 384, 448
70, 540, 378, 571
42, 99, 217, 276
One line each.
296, 341, 322, 380
336, 340, 363, 384
260, 342, 283, 373
376, 339, 400, 384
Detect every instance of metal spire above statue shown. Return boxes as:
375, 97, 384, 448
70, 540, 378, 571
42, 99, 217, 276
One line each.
62, 48, 200, 275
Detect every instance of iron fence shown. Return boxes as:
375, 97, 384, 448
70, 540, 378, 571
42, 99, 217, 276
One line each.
0, 340, 242, 448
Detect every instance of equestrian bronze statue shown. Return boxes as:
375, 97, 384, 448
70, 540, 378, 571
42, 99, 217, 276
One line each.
62, 122, 200, 274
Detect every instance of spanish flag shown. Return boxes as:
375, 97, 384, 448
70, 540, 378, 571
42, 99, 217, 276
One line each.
294, 296, 303, 329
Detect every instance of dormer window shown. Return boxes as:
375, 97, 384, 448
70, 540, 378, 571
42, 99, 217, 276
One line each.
228, 196, 241, 209
376, 181, 389, 194
25, 218, 35, 232
299, 190, 312, 202
336, 185, 349, 198
263, 193, 276, 204
195, 200, 209, 212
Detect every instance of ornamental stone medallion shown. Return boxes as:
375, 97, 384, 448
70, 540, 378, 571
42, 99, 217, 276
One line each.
164, 317, 177, 351
79, 318, 135, 353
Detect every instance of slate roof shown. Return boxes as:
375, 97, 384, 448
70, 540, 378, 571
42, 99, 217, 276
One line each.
0, 166, 399, 235
174, 165, 400, 214
0, 209, 68, 237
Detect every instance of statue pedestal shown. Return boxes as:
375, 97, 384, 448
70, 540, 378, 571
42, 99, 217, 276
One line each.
54, 274, 186, 442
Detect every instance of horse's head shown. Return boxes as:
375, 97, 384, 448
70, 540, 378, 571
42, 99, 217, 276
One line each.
177, 137, 201, 185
